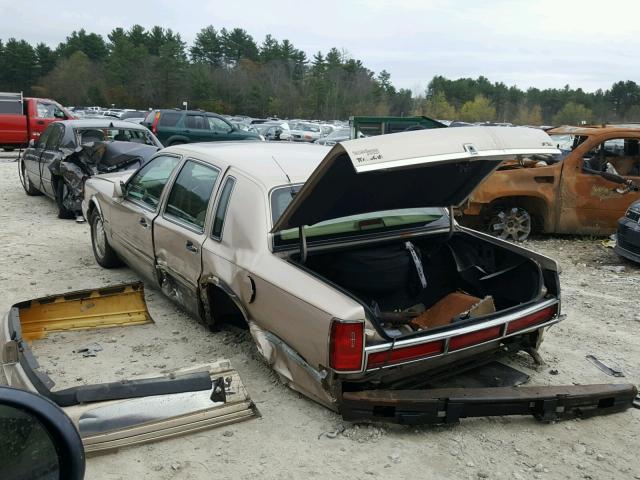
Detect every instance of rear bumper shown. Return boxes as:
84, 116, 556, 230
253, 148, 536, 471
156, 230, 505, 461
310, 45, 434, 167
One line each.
362, 298, 561, 374
342, 384, 638, 424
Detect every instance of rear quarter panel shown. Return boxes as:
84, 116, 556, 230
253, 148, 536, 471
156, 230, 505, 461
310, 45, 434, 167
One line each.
200, 173, 364, 371
464, 162, 562, 231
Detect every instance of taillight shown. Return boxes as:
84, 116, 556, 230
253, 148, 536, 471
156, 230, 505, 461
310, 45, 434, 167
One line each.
329, 321, 364, 371
449, 326, 502, 351
151, 112, 161, 134
506, 304, 558, 335
367, 340, 444, 369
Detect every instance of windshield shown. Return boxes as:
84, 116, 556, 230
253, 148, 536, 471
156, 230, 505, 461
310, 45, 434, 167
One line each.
271, 185, 446, 246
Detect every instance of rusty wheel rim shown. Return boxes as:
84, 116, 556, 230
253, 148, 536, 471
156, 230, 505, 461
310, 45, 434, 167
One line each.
490, 207, 531, 242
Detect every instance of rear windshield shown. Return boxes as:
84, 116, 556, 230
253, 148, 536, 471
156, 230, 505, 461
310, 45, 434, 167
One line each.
74, 127, 158, 146
270, 185, 446, 247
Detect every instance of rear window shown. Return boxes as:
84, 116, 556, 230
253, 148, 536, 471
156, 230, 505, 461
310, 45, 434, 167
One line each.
159, 112, 181, 127
0, 100, 22, 114
75, 127, 157, 146
270, 185, 446, 247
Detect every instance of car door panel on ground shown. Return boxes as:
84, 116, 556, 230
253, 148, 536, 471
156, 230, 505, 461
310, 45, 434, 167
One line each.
559, 135, 640, 234
109, 155, 182, 283
153, 159, 221, 315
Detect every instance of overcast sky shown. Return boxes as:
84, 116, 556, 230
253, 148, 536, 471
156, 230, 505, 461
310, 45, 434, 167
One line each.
1, 0, 638, 94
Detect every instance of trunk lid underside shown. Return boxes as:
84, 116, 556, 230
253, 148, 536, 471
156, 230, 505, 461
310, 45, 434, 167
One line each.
271, 126, 560, 232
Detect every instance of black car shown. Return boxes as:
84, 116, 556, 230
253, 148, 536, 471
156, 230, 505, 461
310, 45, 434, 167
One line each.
142, 109, 261, 146
20, 119, 162, 219
615, 200, 640, 263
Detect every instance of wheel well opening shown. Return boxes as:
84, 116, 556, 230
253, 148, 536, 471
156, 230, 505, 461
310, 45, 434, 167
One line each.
485, 196, 549, 232
207, 284, 247, 330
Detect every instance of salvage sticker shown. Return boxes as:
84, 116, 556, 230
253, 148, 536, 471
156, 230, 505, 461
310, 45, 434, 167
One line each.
352, 148, 383, 164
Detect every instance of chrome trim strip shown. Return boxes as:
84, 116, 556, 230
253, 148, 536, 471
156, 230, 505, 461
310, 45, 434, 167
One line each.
364, 299, 559, 370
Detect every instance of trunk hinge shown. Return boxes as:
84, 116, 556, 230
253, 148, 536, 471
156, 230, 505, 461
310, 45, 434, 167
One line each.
299, 225, 308, 264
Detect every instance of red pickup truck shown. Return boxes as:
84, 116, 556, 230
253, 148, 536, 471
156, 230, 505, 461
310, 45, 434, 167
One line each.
0, 92, 74, 151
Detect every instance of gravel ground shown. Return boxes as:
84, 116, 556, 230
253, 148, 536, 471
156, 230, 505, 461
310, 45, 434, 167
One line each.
0, 155, 638, 480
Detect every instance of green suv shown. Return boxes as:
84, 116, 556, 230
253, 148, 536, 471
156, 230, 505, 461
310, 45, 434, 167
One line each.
143, 109, 261, 146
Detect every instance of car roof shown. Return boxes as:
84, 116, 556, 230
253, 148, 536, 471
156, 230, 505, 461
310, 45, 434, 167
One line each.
54, 119, 149, 130
165, 141, 331, 189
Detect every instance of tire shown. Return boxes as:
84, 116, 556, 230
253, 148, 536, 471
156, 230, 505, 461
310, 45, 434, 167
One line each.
20, 160, 41, 196
55, 180, 75, 219
169, 140, 186, 146
4, 147, 15, 152
487, 206, 532, 242
90, 210, 121, 268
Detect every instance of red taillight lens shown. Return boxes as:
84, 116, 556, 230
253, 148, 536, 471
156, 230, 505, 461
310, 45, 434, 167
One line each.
329, 321, 364, 371
151, 112, 161, 134
367, 340, 444, 369
506, 304, 558, 335
449, 325, 502, 351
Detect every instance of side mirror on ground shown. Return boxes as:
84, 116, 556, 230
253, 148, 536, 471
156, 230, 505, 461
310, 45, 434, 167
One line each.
0, 386, 85, 480
28, 139, 35, 148
114, 180, 126, 198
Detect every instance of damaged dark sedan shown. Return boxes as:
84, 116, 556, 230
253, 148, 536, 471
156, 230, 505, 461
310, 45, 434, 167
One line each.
19, 119, 162, 219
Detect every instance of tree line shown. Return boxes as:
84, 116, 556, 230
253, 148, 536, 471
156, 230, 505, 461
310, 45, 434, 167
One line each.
0, 26, 411, 119
0, 25, 639, 124
417, 76, 640, 125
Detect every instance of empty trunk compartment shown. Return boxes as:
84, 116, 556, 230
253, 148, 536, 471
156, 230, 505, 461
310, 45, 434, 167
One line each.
300, 232, 544, 338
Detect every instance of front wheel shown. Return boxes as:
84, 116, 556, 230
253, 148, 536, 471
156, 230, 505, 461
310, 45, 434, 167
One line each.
55, 180, 75, 219
90, 210, 122, 268
487, 206, 532, 242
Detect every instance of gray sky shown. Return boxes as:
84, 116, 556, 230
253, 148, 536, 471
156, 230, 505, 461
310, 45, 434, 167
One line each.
1, 0, 637, 94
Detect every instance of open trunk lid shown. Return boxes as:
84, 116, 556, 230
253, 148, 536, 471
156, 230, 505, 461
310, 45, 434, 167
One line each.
271, 126, 560, 232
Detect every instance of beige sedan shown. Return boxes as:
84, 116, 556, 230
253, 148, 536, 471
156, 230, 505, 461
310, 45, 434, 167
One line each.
81, 127, 637, 424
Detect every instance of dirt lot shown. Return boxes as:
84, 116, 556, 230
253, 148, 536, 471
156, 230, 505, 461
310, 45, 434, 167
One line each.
1, 154, 638, 480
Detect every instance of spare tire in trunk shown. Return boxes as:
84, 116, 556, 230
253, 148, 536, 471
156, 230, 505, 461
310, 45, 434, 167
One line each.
331, 245, 411, 293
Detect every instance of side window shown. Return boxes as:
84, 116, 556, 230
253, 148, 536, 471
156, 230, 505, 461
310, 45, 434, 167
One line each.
53, 104, 66, 119
159, 112, 181, 127
45, 125, 64, 149
36, 102, 55, 118
164, 161, 220, 231
37, 126, 53, 148
185, 115, 209, 130
208, 117, 233, 134
583, 138, 640, 176
212, 177, 235, 240
126, 155, 181, 210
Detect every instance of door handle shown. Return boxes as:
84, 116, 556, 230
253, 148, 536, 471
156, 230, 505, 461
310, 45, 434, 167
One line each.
138, 218, 148, 228
186, 241, 198, 253
37, 120, 45, 125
